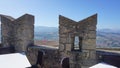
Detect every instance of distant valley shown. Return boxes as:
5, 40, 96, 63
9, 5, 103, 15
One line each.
0, 26, 120, 48
97, 29, 120, 48
34, 26, 120, 48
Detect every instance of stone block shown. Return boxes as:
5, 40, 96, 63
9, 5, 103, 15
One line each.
81, 50, 90, 60
59, 44, 65, 51
82, 39, 96, 49
81, 59, 97, 66
66, 44, 71, 51
85, 31, 96, 39
89, 50, 96, 59
88, 26, 96, 31
59, 37, 67, 43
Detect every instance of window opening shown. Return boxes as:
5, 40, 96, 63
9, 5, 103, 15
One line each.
72, 36, 82, 51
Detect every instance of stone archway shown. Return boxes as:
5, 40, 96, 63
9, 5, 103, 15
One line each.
61, 57, 70, 68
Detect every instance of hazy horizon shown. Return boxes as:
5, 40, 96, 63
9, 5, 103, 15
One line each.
35, 25, 120, 30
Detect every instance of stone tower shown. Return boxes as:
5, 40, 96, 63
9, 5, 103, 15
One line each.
59, 14, 97, 68
0, 14, 34, 52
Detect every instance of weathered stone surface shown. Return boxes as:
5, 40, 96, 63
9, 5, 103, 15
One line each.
59, 37, 67, 43
66, 44, 71, 51
14, 14, 34, 52
59, 44, 65, 51
27, 46, 61, 68
0, 13, 97, 68
59, 14, 97, 68
27, 46, 39, 65
81, 50, 97, 66
85, 31, 96, 39
1, 15, 15, 47
82, 39, 96, 49
1, 14, 34, 52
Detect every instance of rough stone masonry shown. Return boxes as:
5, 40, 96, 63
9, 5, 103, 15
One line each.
59, 14, 97, 68
27, 14, 98, 68
0, 14, 34, 52
0, 13, 97, 68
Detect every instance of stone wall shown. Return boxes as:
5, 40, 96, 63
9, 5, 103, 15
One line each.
0, 13, 98, 68
27, 46, 60, 68
0, 14, 34, 52
59, 14, 97, 68
1, 15, 15, 47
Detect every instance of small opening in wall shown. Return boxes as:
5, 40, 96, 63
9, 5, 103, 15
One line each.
0, 17, 1, 47
61, 57, 70, 68
74, 36, 79, 50
36, 51, 44, 67
72, 36, 82, 51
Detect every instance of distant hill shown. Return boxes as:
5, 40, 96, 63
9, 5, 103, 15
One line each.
34, 26, 58, 41
34, 26, 120, 48
97, 29, 120, 34
97, 29, 120, 48
0, 26, 120, 48
35, 26, 58, 33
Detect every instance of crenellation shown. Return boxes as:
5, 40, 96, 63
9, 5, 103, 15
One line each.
1, 14, 34, 52
59, 14, 97, 68
0, 13, 97, 68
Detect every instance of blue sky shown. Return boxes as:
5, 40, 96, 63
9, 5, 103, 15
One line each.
0, 0, 120, 29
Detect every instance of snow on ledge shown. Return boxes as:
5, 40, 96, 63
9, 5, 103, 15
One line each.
89, 62, 117, 68
0, 52, 31, 68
